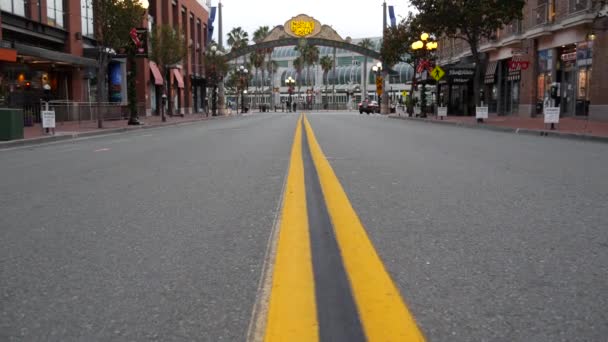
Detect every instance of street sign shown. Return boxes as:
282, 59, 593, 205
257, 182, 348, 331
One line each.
476, 106, 489, 119
438, 107, 448, 117
42, 110, 56, 128
401, 90, 408, 97
376, 76, 383, 96
544, 107, 560, 123
431, 66, 445, 81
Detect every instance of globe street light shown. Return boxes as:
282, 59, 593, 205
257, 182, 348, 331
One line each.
372, 62, 383, 103
410, 32, 438, 117
237, 66, 249, 113
285, 76, 295, 112
206, 44, 223, 116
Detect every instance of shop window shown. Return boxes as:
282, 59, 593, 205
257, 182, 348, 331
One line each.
1, 0, 25, 16
47, 0, 64, 28
81, 0, 94, 37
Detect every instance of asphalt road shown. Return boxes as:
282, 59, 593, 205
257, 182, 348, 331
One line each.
1, 112, 607, 341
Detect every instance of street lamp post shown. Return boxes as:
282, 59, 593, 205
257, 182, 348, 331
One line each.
372, 62, 383, 105
411, 32, 438, 118
286, 76, 295, 113
237, 65, 249, 114
207, 45, 224, 116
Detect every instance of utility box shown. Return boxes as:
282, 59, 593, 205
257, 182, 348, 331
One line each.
0, 108, 25, 141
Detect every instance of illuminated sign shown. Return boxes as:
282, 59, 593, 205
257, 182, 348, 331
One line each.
290, 20, 315, 37
285, 15, 321, 38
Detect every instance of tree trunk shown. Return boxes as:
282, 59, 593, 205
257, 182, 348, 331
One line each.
96, 50, 108, 128
127, 50, 139, 125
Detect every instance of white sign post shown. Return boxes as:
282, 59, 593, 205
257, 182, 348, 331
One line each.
437, 107, 448, 120
476, 106, 489, 121
544, 107, 560, 130
42, 110, 56, 134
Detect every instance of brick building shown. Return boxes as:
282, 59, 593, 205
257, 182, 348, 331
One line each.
435, 0, 608, 121
0, 0, 211, 118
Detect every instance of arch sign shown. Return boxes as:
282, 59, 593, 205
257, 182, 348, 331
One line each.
223, 14, 381, 62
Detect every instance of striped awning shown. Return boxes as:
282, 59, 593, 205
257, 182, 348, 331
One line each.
484, 61, 498, 84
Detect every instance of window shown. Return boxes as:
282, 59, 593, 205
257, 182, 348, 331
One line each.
47, 0, 64, 28
81, 0, 94, 37
1, 0, 25, 16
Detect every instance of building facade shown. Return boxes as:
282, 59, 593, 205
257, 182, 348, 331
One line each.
435, 0, 608, 120
0, 0, 211, 121
227, 37, 413, 110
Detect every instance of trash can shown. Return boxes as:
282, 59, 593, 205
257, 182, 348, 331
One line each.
0, 108, 24, 141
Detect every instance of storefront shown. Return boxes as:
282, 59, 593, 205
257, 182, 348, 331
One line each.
439, 65, 475, 116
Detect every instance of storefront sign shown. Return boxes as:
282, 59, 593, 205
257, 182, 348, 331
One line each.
448, 68, 475, 84
438, 107, 448, 117
561, 52, 577, 62
476, 106, 488, 119
42, 110, 56, 128
544, 107, 560, 123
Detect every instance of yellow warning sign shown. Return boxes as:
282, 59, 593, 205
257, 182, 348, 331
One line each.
431, 65, 445, 81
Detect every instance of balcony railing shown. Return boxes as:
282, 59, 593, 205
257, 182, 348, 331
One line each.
569, 0, 590, 13
502, 19, 523, 37
533, 3, 548, 27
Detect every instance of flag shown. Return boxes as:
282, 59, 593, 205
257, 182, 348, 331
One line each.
388, 6, 396, 28
208, 6, 217, 42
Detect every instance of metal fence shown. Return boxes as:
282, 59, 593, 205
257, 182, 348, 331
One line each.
26, 101, 146, 124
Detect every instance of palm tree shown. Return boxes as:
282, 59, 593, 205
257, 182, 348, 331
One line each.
358, 38, 374, 100
267, 60, 279, 108
293, 56, 304, 100
249, 51, 264, 109
227, 27, 249, 65
253, 26, 271, 108
319, 55, 333, 108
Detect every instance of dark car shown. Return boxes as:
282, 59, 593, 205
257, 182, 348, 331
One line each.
358, 100, 380, 114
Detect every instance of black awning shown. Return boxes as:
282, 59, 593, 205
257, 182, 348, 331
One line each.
15, 43, 97, 67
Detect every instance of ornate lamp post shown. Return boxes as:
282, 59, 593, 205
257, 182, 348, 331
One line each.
205, 44, 224, 116
411, 33, 438, 117
285, 76, 295, 112
372, 62, 383, 104
237, 65, 249, 113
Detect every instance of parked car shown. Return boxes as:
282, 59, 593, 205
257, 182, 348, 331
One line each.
358, 100, 380, 114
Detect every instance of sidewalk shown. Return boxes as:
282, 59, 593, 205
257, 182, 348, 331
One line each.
1, 113, 228, 149
390, 114, 608, 142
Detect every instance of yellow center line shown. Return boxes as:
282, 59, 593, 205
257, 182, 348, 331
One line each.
264, 115, 319, 342
303, 114, 426, 342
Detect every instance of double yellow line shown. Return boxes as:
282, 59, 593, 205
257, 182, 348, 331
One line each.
263, 114, 425, 342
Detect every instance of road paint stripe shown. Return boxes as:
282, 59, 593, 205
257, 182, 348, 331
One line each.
264, 115, 319, 342
301, 128, 366, 341
94, 148, 110, 152
303, 115, 426, 342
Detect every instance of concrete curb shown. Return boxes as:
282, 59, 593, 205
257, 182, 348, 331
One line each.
0, 116, 229, 150
388, 115, 608, 144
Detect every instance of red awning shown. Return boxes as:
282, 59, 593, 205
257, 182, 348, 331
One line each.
173, 69, 184, 88
149, 61, 164, 86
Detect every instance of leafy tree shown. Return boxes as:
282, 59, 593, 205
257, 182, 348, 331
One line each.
358, 38, 375, 100
203, 45, 229, 116
149, 24, 186, 121
319, 55, 333, 106
410, 0, 525, 108
91, 0, 146, 128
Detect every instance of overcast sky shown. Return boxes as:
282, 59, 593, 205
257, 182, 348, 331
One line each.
215, 0, 413, 45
